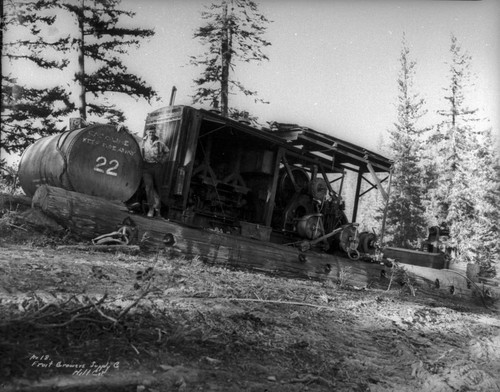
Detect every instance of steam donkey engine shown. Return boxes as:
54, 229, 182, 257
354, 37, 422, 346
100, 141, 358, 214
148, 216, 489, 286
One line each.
17, 104, 392, 261
131, 106, 389, 259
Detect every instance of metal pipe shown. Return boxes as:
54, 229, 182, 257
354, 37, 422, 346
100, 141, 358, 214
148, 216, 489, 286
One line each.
169, 86, 177, 106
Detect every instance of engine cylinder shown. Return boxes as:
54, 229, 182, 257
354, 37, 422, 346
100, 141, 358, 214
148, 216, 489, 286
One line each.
18, 124, 142, 201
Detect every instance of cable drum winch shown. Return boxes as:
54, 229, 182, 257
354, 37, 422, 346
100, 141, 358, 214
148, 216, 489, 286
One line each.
337, 223, 361, 260
295, 213, 325, 240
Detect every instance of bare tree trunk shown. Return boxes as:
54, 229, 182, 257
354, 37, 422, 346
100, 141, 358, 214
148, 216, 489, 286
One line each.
220, 0, 231, 117
77, 0, 87, 120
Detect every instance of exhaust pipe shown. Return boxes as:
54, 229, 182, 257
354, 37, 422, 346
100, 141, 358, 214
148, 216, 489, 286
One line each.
169, 86, 177, 106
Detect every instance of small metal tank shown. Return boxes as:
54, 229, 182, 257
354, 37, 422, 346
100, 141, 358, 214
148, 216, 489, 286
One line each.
19, 124, 142, 201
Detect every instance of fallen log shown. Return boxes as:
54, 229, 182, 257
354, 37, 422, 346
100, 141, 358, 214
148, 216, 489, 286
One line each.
16, 208, 64, 233
32, 184, 128, 238
32, 185, 496, 304
32, 185, 388, 288
0, 193, 32, 210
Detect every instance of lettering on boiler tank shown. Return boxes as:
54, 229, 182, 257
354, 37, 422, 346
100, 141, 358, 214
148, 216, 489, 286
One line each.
82, 130, 137, 157
81, 130, 138, 177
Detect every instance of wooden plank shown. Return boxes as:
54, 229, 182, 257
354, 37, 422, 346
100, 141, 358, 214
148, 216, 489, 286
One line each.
290, 134, 338, 153
274, 129, 392, 172
383, 247, 448, 269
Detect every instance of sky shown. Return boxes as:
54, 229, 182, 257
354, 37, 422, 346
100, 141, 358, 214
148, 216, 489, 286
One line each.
2, 0, 500, 164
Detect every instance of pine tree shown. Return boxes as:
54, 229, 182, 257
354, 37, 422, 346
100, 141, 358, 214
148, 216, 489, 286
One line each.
471, 128, 500, 275
447, 126, 500, 273
426, 34, 500, 273
2, 0, 158, 153
383, 36, 428, 248
477, 135, 500, 274
190, 0, 271, 117
54, 0, 158, 122
425, 34, 479, 225
1, 0, 74, 154
1, 77, 74, 153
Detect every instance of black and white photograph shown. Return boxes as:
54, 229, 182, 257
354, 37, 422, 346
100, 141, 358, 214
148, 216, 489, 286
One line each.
1, 0, 499, 390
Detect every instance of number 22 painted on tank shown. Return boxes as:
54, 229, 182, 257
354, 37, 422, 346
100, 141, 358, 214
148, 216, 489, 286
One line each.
93, 156, 119, 176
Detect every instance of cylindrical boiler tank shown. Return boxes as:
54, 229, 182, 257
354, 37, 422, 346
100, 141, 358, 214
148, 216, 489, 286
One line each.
19, 124, 142, 201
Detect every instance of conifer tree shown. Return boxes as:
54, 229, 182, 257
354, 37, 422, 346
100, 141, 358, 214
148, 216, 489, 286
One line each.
54, 0, 158, 122
1, 0, 74, 154
426, 34, 500, 273
425, 35, 479, 224
190, 0, 271, 117
476, 134, 500, 274
383, 36, 428, 248
1, 0, 157, 154
446, 126, 500, 273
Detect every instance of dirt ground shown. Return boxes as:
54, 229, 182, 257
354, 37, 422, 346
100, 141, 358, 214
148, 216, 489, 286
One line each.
1, 228, 500, 392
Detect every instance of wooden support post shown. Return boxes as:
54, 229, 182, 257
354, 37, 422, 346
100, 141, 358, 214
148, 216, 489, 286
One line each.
379, 169, 393, 246
338, 170, 346, 196
180, 111, 201, 210
352, 171, 363, 223
264, 148, 284, 227
319, 165, 335, 195
282, 155, 299, 192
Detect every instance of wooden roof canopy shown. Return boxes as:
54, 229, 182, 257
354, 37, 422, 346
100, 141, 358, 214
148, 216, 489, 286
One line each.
196, 108, 392, 174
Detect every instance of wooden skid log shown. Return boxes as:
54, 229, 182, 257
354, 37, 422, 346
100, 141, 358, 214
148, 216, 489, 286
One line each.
0, 193, 32, 209
32, 185, 496, 303
383, 247, 448, 270
32, 185, 388, 288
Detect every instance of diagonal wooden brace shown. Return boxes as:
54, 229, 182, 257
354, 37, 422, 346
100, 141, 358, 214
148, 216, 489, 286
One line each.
363, 154, 389, 201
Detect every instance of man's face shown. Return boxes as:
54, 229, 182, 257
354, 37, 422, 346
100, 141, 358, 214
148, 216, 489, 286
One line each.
147, 129, 156, 138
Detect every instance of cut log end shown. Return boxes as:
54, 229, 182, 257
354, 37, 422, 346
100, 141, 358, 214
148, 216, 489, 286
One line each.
31, 185, 49, 211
